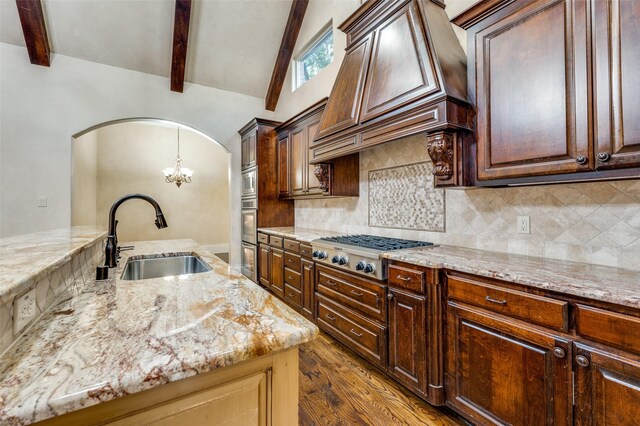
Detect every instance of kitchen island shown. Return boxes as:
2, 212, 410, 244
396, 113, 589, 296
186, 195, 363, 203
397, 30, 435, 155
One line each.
0, 237, 318, 425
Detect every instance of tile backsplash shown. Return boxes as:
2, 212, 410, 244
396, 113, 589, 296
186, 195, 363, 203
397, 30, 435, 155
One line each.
295, 134, 640, 270
369, 161, 445, 232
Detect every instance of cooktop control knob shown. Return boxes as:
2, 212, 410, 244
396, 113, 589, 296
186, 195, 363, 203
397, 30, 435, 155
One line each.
317, 251, 328, 260
364, 263, 376, 274
356, 261, 366, 271
312, 250, 319, 258
338, 256, 349, 266
332, 255, 340, 264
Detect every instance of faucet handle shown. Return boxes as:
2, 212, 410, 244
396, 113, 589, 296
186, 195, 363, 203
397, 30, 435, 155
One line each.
118, 245, 135, 252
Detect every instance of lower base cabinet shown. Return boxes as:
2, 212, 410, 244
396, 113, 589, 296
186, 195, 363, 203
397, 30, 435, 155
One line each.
446, 301, 571, 426
270, 248, 285, 299
39, 347, 299, 426
574, 343, 640, 425
387, 288, 427, 397
301, 258, 315, 320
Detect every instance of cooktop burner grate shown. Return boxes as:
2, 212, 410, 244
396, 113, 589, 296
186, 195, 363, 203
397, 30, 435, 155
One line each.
318, 235, 434, 251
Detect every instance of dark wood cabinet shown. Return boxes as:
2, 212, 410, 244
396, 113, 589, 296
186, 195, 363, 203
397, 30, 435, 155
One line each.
276, 99, 359, 199
270, 248, 284, 299
238, 119, 293, 283
240, 130, 257, 170
387, 288, 427, 396
301, 258, 315, 321
455, 0, 640, 184
258, 243, 271, 289
446, 301, 572, 426
574, 343, 640, 426
592, 0, 640, 170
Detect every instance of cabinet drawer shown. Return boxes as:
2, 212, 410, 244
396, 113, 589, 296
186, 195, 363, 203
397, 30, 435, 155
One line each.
316, 294, 386, 367
316, 265, 386, 323
284, 284, 302, 309
269, 236, 283, 248
284, 252, 301, 271
388, 265, 426, 293
284, 268, 301, 290
447, 275, 568, 332
576, 305, 640, 354
284, 239, 300, 253
300, 244, 313, 259
257, 233, 269, 244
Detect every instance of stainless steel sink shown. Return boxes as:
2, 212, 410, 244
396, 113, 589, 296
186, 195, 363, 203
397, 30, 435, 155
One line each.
121, 254, 211, 281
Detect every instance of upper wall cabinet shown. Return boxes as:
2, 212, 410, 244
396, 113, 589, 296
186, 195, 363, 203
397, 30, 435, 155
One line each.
276, 99, 359, 199
312, 0, 474, 188
454, 0, 640, 185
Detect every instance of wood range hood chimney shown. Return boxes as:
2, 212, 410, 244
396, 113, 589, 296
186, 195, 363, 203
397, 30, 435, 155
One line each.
310, 0, 474, 187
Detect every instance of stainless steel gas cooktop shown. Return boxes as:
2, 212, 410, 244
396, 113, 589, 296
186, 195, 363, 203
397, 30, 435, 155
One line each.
311, 235, 435, 280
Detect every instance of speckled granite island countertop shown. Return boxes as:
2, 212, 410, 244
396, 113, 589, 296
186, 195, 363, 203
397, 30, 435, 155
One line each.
0, 239, 318, 425
258, 227, 346, 242
0, 227, 107, 305
384, 245, 640, 310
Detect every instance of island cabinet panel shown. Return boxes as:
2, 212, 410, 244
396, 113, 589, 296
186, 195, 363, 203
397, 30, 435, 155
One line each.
573, 343, 640, 426
592, 0, 640, 170
446, 302, 571, 426
473, 0, 590, 180
315, 34, 372, 139
270, 248, 285, 299
359, 1, 438, 123
387, 288, 427, 396
301, 258, 315, 320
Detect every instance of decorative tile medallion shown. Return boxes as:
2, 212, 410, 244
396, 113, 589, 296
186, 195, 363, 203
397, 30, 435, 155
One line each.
368, 162, 445, 232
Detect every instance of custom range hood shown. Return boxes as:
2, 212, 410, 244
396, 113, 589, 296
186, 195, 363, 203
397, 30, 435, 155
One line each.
311, 0, 474, 187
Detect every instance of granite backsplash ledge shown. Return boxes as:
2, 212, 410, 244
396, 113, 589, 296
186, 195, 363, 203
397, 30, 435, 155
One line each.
294, 134, 640, 271
0, 227, 106, 355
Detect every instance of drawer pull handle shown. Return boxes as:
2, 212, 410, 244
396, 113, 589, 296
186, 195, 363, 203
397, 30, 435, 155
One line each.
576, 355, 590, 368
288, 292, 295, 298
350, 290, 363, 297
326, 280, 337, 287
350, 329, 363, 338
288, 259, 295, 263
553, 347, 566, 359
325, 313, 336, 321
485, 295, 507, 305
288, 276, 294, 280
396, 275, 411, 281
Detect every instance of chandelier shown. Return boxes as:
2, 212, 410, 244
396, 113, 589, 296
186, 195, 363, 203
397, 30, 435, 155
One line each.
163, 127, 193, 188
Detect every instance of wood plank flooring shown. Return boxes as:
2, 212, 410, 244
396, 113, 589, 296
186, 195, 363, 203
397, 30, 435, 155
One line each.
299, 332, 464, 426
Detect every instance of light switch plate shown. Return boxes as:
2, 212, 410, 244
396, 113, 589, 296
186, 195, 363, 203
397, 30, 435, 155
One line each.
13, 289, 37, 335
517, 216, 531, 234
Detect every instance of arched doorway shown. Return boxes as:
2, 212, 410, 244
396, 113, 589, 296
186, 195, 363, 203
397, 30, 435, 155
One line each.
71, 118, 231, 259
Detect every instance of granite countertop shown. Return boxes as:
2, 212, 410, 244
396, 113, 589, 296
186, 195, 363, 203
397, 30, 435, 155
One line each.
0, 239, 318, 425
258, 226, 347, 242
0, 227, 107, 305
384, 245, 640, 310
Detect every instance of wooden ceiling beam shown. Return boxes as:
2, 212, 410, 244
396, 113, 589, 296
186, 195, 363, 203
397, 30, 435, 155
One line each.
170, 0, 192, 93
16, 0, 50, 66
265, 0, 309, 111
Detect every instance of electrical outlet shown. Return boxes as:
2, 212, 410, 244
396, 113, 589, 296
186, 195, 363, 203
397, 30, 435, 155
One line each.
37, 196, 47, 207
13, 289, 37, 335
517, 216, 531, 234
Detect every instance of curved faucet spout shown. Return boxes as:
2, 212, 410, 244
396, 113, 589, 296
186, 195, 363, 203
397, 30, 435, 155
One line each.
103, 193, 168, 268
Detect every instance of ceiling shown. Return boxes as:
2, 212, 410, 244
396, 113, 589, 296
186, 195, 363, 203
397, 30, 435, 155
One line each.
0, 0, 292, 98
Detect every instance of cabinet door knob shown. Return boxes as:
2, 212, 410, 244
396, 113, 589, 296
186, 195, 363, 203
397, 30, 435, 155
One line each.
576, 156, 588, 165
576, 355, 590, 367
387, 293, 394, 300
553, 347, 566, 358
597, 152, 611, 162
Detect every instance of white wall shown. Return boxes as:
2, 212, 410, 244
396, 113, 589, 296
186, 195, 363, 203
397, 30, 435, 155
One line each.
71, 130, 98, 226
0, 42, 274, 266
71, 122, 230, 248
272, 0, 360, 120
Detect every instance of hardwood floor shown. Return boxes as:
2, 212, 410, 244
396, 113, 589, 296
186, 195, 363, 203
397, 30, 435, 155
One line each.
299, 332, 464, 426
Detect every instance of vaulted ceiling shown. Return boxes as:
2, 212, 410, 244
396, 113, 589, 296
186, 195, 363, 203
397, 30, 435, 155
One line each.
0, 0, 293, 98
